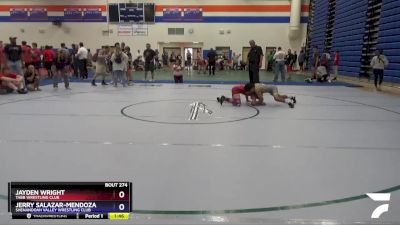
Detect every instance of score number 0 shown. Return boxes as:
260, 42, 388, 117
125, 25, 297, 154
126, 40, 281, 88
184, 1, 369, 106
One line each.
119, 191, 125, 211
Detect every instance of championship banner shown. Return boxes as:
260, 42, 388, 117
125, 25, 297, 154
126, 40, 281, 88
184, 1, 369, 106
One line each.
133, 24, 148, 36
162, 8, 182, 21
118, 24, 133, 36
83, 7, 102, 21
183, 8, 203, 21
64, 7, 83, 21
29, 8, 48, 20
10, 8, 28, 21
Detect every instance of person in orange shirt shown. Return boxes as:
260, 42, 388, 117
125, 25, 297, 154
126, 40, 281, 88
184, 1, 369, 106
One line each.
43, 46, 56, 78
21, 41, 33, 69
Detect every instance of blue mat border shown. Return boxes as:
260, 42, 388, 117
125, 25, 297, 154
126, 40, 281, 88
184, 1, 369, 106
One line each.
41, 77, 363, 87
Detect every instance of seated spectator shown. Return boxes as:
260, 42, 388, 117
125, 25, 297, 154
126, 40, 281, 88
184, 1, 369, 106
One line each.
305, 64, 331, 83
24, 65, 41, 91
172, 61, 183, 83
217, 56, 225, 70
226, 59, 234, 70
239, 60, 247, 70
0, 67, 27, 94
133, 56, 144, 71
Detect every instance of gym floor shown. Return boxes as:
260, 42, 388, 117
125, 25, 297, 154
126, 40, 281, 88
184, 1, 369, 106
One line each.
0, 70, 399, 225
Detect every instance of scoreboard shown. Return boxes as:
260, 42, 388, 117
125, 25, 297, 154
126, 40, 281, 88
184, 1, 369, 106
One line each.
8, 182, 132, 220
108, 3, 155, 23
120, 3, 143, 23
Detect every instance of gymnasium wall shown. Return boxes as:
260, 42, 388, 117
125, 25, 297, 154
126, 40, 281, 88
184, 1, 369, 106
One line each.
0, 0, 309, 67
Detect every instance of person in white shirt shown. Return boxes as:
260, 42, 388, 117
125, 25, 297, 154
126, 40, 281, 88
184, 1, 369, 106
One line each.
273, 47, 286, 82
76, 42, 88, 79
370, 49, 389, 91
111, 46, 129, 87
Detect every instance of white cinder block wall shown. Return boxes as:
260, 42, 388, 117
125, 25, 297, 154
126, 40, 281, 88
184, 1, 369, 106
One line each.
0, 0, 308, 67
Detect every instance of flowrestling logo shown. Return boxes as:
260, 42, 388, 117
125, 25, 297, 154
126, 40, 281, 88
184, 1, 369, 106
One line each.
188, 102, 213, 120
367, 193, 391, 219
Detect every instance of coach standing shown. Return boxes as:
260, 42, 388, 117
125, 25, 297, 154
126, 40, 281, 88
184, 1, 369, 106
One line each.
247, 40, 263, 83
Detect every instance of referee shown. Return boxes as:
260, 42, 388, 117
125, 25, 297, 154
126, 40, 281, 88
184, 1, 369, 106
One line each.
247, 40, 264, 83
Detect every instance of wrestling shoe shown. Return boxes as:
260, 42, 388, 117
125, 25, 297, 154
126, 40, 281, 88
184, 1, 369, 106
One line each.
17, 89, 28, 94
220, 95, 226, 105
291, 96, 297, 104
288, 101, 295, 108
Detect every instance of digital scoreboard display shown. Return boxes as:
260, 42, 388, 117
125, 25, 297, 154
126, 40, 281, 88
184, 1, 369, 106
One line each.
8, 182, 132, 220
108, 3, 155, 23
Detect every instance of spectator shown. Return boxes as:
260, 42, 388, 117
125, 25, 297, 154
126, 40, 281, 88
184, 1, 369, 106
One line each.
370, 49, 389, 91
218, 55, 225, 71
247, 40, 263, 83
31, 43, 41, 70
124, 46, 134, 85
143, 43, 156, 81
173, 61, 183, 83
71, 44, 79, 78
176, 53, 183, 65
162, 50, 168, 67
54, 45, 71, 89
76, 42, 88, 80
4, 37, 23, 75
0, 66, 27, 94
24, 65, 41, 91
273, 47, 286, 82
170, 51, 176, 65
333, 50, 340, 80
207, 48, 217, 75
0, 41, 7, 72
285, 49, 294, 75
196, 50, 206, 74
0, 41, 4, 71
232, 52, 241, 70
133, 56, 144, 71
292, 51, 298, 71
320, 50, 331, 77
111, 46, 128, 87
267, 49, 276, 72
21, 41, 33, 69
92, 46, 109, 86
298, 49, 305, 72
186, 49, 192, 72
305, 64, 330, 83
312, 46, 319, 77
154, 49, 161, 70
87, 49, 93, 68
43, 45, 56, 78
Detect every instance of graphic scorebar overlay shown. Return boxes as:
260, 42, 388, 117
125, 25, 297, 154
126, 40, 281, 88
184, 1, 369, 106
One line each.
8, 182, 132, 220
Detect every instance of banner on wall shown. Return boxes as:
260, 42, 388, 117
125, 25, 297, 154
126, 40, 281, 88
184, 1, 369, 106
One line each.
183, 8, 203, 21
29, 8, 48, 20
118, 24, 133, 36
162, 8, 182, 21
10, 8, 28, 20
64, 7, 83, 20
133, 24, 148, 36
83, 7, 102, 21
